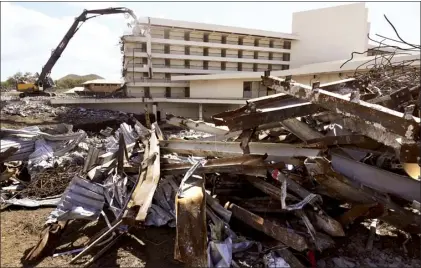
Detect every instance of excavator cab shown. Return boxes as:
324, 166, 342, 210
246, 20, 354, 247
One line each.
17, 76, 56, 98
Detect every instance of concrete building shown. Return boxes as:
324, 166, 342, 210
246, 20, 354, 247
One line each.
172, 53, 421, 100
53, 3, 419, 121
83, 79, 122, 93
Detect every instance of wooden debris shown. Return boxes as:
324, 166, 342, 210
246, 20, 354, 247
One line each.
174, 174, 208, 267
226, 202, 308, 252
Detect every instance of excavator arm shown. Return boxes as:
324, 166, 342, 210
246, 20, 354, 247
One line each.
35, 7, 137, 90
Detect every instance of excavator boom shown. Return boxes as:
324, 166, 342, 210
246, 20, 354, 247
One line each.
18, 7, 137, 97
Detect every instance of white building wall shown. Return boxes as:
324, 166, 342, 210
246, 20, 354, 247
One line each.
151, 87, 166, 97
171, 87, 185, 98
290, 3, 369, 68
127, 86, 145, 97
190, 80, 243, 99
156, 102, 199, 119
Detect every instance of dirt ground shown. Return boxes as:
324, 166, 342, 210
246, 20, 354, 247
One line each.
2, 207, 420, 268
1, 208, 183, 268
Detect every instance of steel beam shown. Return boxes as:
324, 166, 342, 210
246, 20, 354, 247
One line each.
306, 134, 368, 146
262, 76, 420, 139
281, 118, 324, 142
331, 153, 420, 202
227, 203, 308, 251
161, 155, 268, 177
160, 140, 321, 162
226, 102, 324, 131
166, 114, 229, 136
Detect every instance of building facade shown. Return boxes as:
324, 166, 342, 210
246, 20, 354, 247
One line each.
122, 17, 298, 99
55, 3, 418, 121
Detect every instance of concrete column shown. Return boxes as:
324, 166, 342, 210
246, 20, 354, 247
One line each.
152, 103, 157, 121
199, 104, 203, 121
146, 18, 153, 78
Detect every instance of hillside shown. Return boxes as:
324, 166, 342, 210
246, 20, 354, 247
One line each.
55, 74, 104, 89
58, 74, 103, 81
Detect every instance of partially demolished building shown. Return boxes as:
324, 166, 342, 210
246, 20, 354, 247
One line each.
118, 3, 374, 120
1, 2, 420, 266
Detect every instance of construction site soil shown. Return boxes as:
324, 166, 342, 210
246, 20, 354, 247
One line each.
1, 99, 420, 268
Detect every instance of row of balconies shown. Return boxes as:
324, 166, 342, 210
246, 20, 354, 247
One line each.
124, 53, 290, 66
122, 36, 291, 54
145, 48, 290, 61
124, 62, 289, 73
149, 30, 290, 49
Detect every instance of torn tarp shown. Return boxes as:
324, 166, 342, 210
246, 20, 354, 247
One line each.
263, 251, 291, 268
27, 139, 54, 171
145, 177, 178, 227
207, 219, 254, 268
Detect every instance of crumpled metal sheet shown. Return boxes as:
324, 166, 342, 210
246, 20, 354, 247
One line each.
103, 171, 129, 218
177, 159, 207, 198
106, 123, 141, 153
46, 175, 105, 224
0, 125, 86, 164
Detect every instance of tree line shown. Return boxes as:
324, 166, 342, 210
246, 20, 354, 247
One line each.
1, 72, 88, 89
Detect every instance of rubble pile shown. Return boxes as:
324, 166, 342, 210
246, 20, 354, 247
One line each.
1, 100, 132, 126
0, 58, 420, 267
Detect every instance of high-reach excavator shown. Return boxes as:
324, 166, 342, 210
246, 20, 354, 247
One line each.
17, 7, 137, 98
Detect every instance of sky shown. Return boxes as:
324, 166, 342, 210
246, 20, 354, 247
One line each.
1, 1, 420, 81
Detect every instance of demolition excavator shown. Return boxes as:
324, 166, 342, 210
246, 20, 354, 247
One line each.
17, 7, 137, 98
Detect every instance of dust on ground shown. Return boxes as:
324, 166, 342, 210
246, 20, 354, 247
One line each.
1, 208, 182, 268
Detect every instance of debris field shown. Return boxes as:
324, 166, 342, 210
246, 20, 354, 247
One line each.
1, 47, 421, 268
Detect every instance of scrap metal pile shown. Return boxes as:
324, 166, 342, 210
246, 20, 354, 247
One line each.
1, 57, 420, 268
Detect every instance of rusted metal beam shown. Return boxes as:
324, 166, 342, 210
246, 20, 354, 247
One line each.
246, 177, 301, 203
281, 118, 323, 142
226, 102, 324, 131
368, 85, 419, 109
262, 76, 420, 139
211, 94, 294, 125
239, 128, 256, 154
306, 134, 368, 146
160, 140, 321, 162
230, 196, 285, 213
161, 155, 268, 177
206, 193, 232, 223
226, 202, 308, 251
330, 117, 418, 162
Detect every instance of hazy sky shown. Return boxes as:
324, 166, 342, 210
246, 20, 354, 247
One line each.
1, 1, 420, 81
